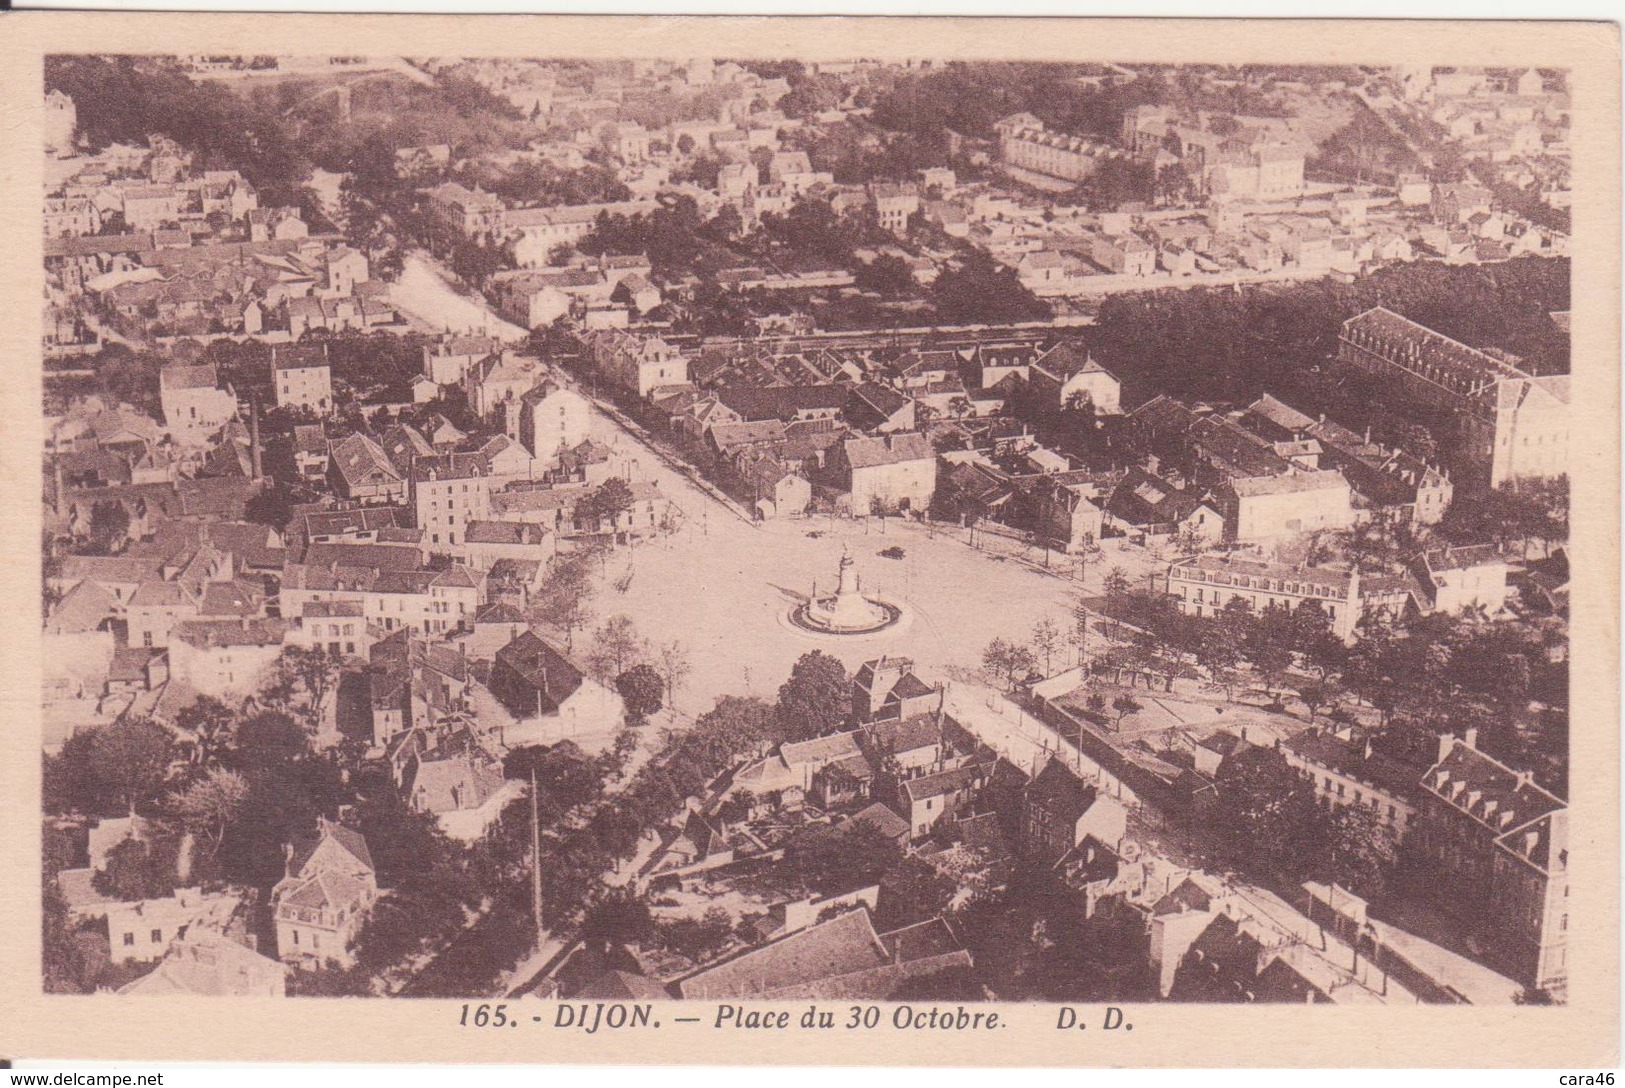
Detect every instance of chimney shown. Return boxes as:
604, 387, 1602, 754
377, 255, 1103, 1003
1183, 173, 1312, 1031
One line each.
1437, 732, 1456, 764
1463, 727, 1479, 751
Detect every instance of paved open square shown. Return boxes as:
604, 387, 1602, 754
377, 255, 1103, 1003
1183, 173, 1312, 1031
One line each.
578, 409, 1093, 714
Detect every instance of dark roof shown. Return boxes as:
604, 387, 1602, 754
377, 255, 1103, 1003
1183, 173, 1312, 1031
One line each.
328, 434, 402, 490
287, 820, 374, 876
475, 602, 527, 625
1423, 738, 1565, 874
901, 765, 981, 804
879, 917, 961, 963
1028, 758, 1095, 821
865, 713, 941, 755
1283, 729, 1422, 797
271, 343, 330, 372
1104, 467, 1215, 528
303, 542, 426, 572
572, 969, 672, 1000
842, 432, 933, 469
1342, 307, 1534, 384
464, 520, 549, 546
494, 630, 584, 706
301, 506, 400, 538
847, 381, 912, 422
837, 802, 910, 843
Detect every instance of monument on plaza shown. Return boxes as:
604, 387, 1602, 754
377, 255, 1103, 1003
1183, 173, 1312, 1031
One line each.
790, 546, 903, 636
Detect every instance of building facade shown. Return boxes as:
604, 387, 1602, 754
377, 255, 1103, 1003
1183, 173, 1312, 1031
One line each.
1338, 307, 1568, 489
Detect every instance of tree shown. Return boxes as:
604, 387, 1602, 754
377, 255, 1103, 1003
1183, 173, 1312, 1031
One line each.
855, 254, 917, 297
656, 640, 692, 715
244, 485, 294, 530
776, 650, 851, 740
588, 614, 644, 681
84, 500, 131, 555
173, 696, 236, 767
1030, 618, 1063, 675
269, 646, 341, 727
1211, 746, 1329, 880
90, 718, 173, 815
587, 799, 646, 865
876, 855, 959, 930
214, 759, 345, 888
1296, 679, 1336, 723
1196, 622, 1244, 699
1075, 157, 1155, 211
286, 964, 374, 997
1325, 802, 1399, 899
614, 664, 665, 724
232, 710, 308, 770
658, 906, 734, 962
579, 887, 655, 956
577, 477, 636, 533
92, 836, 178, 901
784, 823, 900, 896
1110, 694, 1143, 726
503, 744, 606, 824
1102, 565, 1131, 602
1154, 161, 1195, 206
1070, 589, 1098, 664
930, 250, 1049, 325
170, 767, 249, 864
982, 637, 1037, 690
530, 550, 600, 652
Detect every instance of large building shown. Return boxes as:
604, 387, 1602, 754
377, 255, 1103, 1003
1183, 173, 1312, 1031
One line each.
1161, 555, 1419, 642
519, 379, 591, 466
584, 329, 690, 398
1412, 731, 1568, 991
833, 432, 937, 515
159, 364, 238, 445
423, 181, 506, 240
271, 344, 334, 415
1215, 469, 1354, 544
995, 113, 1116, 184
1337, 307, 1568, 489
408, 451, 492, 548
271, 819, 378, 971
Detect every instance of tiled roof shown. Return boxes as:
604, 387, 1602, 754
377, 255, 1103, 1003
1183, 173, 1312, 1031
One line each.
1342, 306, 1534, 384
865, 713, 941, 755
1423, 738, 1565, 874
677, 908, 888, 999
901, 765, 980, 804
1226, 469, 1349, 498
781, 730, 863, 768
842, 432, 933, 469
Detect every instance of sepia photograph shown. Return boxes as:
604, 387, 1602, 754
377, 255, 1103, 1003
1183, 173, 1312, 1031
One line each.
2, 10, 1618, 1071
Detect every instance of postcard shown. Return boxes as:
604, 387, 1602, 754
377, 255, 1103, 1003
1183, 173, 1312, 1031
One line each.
0, 12, 1617, 1067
